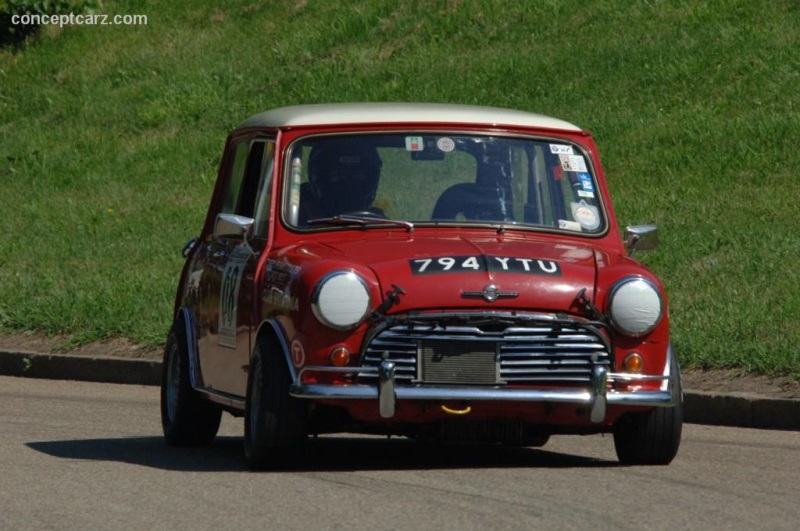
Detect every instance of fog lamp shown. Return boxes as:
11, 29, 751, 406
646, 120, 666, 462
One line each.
329, 347, 351, 367
623, 353, 644, 374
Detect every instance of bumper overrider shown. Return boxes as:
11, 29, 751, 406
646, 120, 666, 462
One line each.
289, 348, 680, 423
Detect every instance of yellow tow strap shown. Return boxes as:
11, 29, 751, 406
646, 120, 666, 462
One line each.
440, 404, 472, 415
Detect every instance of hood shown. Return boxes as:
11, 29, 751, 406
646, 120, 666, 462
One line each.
295, 235, 599, 314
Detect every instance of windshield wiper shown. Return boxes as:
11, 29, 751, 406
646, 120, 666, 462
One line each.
307, 215, 414, 232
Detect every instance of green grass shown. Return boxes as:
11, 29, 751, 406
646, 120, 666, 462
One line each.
1, 0, 798, 377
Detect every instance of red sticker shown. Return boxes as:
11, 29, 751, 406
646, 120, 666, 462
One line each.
291, 340, 305, 367
553, 165, 564, 181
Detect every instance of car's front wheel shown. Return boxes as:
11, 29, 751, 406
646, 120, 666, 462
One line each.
613, 355, 683, 465
244, 337, 307, 470
161, 324, 222, 446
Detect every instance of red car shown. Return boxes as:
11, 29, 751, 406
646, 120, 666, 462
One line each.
160, 103, 682, 468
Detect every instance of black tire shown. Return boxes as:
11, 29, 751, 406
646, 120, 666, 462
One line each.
613, 355, 683, 465
244, 338, 307, 470
160, 324, 222, 446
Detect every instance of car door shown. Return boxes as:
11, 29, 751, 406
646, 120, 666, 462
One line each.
194, 136, 276, 398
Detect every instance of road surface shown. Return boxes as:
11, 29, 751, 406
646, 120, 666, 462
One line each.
1, 376, 798, 530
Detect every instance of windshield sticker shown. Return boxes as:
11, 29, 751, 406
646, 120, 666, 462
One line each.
410, 255, 561, 276
571, 201, 600, 231
436, 137, 455, 152
405, 136, 424, 151
559, 219, 582, 231
578, 172, 594, 192
559, 154, 588, 173
577, 190, 595, 199
550, 144, 574, 155
553, 165, 564, 181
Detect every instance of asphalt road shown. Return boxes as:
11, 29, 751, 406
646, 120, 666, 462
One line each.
2, 376, 798, 531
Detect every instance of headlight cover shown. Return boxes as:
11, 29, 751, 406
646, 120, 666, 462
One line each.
607, 277, 663, 337
311, 271, 371, 330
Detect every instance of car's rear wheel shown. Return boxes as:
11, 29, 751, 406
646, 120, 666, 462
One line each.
244, 337, 307, 470
161, 324, 222, 446
613, 355, 683, 465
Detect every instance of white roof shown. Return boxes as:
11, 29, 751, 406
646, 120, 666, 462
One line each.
237, 103, 582, 131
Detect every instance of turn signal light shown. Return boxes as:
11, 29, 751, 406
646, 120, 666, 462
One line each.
623, 353, 644, 374
329, 347, 350, 367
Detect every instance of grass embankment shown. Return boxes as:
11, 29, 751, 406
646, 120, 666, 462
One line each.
1, 0, 798, 376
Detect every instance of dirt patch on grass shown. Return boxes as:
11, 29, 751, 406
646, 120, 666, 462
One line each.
0, 333, 161, 360
1, 333, 798, 399
681, 368, 800, 399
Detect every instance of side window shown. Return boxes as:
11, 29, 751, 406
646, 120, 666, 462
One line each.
219, 138, 268, 220
221, 140, 250, 215
253, 141, 276, 237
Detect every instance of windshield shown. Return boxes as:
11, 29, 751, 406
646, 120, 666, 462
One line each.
283, 133, 605, 235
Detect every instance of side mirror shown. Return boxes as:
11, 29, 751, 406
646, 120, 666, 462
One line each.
214, 213, 255, 240
182, 238, 196, 258
624, 225, 658, 257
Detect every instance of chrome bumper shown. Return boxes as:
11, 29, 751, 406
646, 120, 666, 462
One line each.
289, 362, 679, 423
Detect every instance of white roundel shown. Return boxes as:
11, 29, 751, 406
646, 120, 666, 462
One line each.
608, 278, 662, 337
312, 271, 371, 330
571, 202, 600, 231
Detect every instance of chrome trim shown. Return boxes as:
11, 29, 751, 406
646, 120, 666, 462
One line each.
280, 131, 611, 240
606, 276, 663, 337
378, 361, 396, 418
590, 365, 608, 423
179, 308, 203, 389
255, 320, 298, 382
461, 284, 519, 303
624, 224, 658, 256
290, 365, 678, 422
359, 317, 612, 385
663, 342, 679, 393
608, 374, 673, 382
214, 213, 255, 240
310, 270, 371, 331
182, 238, 196, 258
196, 387, 247, 410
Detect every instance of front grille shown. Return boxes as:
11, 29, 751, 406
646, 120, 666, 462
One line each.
421, 340, 497, 384
359, 318, 610, 386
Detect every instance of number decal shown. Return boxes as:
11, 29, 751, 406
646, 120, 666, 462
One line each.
438, 257, 455, 270
409, 255, 560, 276
462, 256, 480, 270
413, 258, 432, 272
218, 246, 251, 348
220, 265, 240, 327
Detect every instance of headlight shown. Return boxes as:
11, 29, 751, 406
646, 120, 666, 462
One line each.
311, 271, 371, 330
607, 277, 663, 337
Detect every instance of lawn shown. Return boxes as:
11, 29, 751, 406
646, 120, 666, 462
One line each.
1, 0, 798, 376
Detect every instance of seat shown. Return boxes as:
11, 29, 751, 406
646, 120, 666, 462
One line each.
432, 183, 513, 222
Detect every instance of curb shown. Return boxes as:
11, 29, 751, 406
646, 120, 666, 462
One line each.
1, 350, 798, 431
0, 350, 161, 387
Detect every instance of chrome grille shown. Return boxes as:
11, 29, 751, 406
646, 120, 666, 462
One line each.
359, 320, 610, 385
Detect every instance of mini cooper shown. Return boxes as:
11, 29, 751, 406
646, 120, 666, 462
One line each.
160, 103, 682, 468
